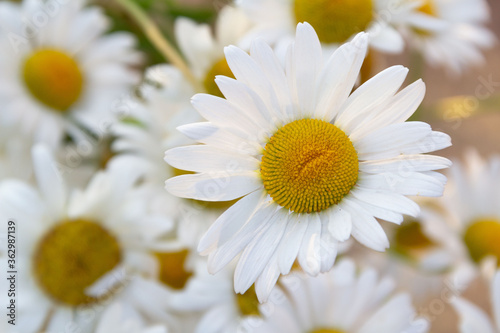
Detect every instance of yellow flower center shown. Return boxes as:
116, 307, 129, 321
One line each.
33, 219, 121, 306
393, 220, 435, 254
294, 0, 374, 44
261, 119, 358, 214
154, 249, 193, 290
203, 57, 235, 98
23, 49, 84, 112
417, 0, 437, 16
311, 329, 345, 333
236, 285, 261, 317
464, 219, 500, 266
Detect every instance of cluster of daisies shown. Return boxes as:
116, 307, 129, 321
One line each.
0, 0, 498, 332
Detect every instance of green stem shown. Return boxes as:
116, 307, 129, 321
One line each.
114, 0, 202, 91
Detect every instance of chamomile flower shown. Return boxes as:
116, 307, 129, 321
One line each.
0, 145, 174, 333
395, 0, 495, 74
165, 23, 451, 301
0, 0, 141, 147
236, 0, 406, 55
245, 259, 429, 333
452, 270, 500, 333
174, 5, 252, 97
431, 151, 500, 286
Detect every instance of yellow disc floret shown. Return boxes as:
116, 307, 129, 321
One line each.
155, 249, 193, 290
310, 329, 345, 333
261, 119, 358, 214
33, 219, 121, 306
203, 57, 235, 98
464, 219, 500, 266
418, 0, 437, 16
236, 285, 261, 317
23, 49, 83, 112
294, 0, 374, 44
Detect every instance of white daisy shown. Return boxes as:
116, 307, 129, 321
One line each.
426, 150, 500, 288
164, 23, 451, 302
0, 0, 141, 147
452, 270, 500, 333
394, 0, 495, 74
236, 0, 406, 54
174, 5, 252, 97
243, 259, 429, 333
0, 145, 174, 333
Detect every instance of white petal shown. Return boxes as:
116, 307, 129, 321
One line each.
176, 122, 261, 155
298, 213, 322, 276
165, 171, 262, 201
207, 201, 276, 274
215, 76, 276, 135
32, 144, 66, 216
451, 297, 496, 333
327, 205, 352, 242
335, 65, 408, 134
293, 22, 322, 118
358, 172, 446, 197
359, 155, 452, 173
254, 254, 281, 302
225, 45, 281, 120
343, 199, 389, 251
350, 79, 426, 140
277, 213, 309, 274
355, 122, 432, 160
165, 145, 260, 173
315, 32, 368, 121
234, 209, 288, 296
191, 93, 260, 139
351, 188, 420, 217
198, 190, 265, 254
250, 38, 294, 121
358, 293, 423, 333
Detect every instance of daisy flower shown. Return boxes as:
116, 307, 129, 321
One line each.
394, 0, 495, 74
427, 150, 500, 288
243, 259, 429, 333
0, 0, 141, 147
174, 5, 252, 97
452, 270, 500, 333
165, 23, 451, 301
0, 145, 174, 333
236, 0, 406, 54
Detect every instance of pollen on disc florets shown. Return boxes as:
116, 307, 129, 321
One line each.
261, 119, 359, 214
294, 0, 374, 44
463, 219, 500, 265
23, 49, 84, 112
33, 219, 121, 306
